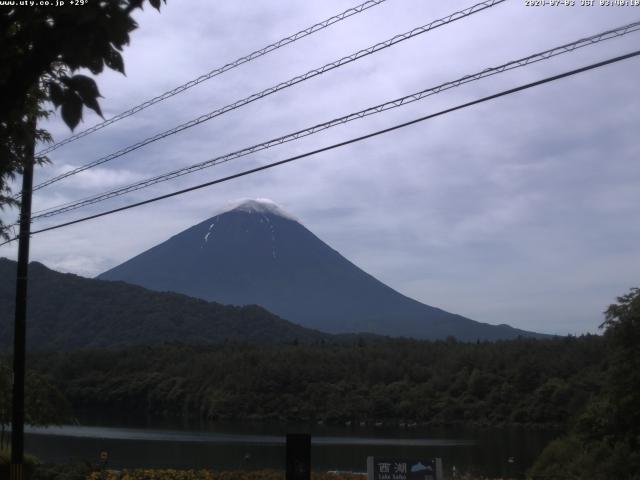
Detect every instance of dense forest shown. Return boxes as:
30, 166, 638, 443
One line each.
24, 335, 604, 428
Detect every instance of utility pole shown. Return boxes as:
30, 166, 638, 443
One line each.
10, 118, 35, 480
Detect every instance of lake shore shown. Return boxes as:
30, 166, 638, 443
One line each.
22, 422, 546, 479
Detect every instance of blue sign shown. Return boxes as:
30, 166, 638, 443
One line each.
367, 457, 442, 480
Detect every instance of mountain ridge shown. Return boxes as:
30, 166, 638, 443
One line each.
0, 258, 333, 351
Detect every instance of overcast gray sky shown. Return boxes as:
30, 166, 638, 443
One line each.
2, 0, 639, 335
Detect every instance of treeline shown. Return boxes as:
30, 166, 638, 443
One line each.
26, 335, 605, 428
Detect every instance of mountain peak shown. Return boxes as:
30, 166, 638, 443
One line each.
98, 201, 546, 341
217, 198, 299, 222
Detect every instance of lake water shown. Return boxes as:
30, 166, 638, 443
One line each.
24, 419, 559, 478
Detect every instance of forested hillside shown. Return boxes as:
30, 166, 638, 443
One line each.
27, 335, 604, 428
0, 258, 329, 350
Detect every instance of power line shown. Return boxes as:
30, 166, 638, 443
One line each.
35, 0, 390, 158
30, 20, 640, 220
28, 0, 505, 194
2, 48, 636, 247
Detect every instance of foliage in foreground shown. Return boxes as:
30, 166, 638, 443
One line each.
0, 0, 167, 239
529, 288, 640, 480
1, 459, 522, 480
85, 469, 510, 480
0, 447, 39, 479
529, 434, 640, 480
88, 470, 282, 480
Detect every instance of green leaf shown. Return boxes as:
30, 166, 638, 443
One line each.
48, 82, 64, 107
82, 95, 103, 118
107, 15, 133, 47
86, 56, 104, 75
60, 92, 83, 130
104, 48, 125, 74
66, 74, 100, 96
66, 74, 102, 115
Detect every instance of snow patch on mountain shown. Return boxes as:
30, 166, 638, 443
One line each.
202, 222, 216, 246
214, 198, 299, 222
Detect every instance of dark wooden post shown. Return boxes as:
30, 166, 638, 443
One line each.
286, 433, 311, 480
10, 120, 35, 480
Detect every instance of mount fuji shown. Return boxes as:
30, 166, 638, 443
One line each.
98, 199, 542, 340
